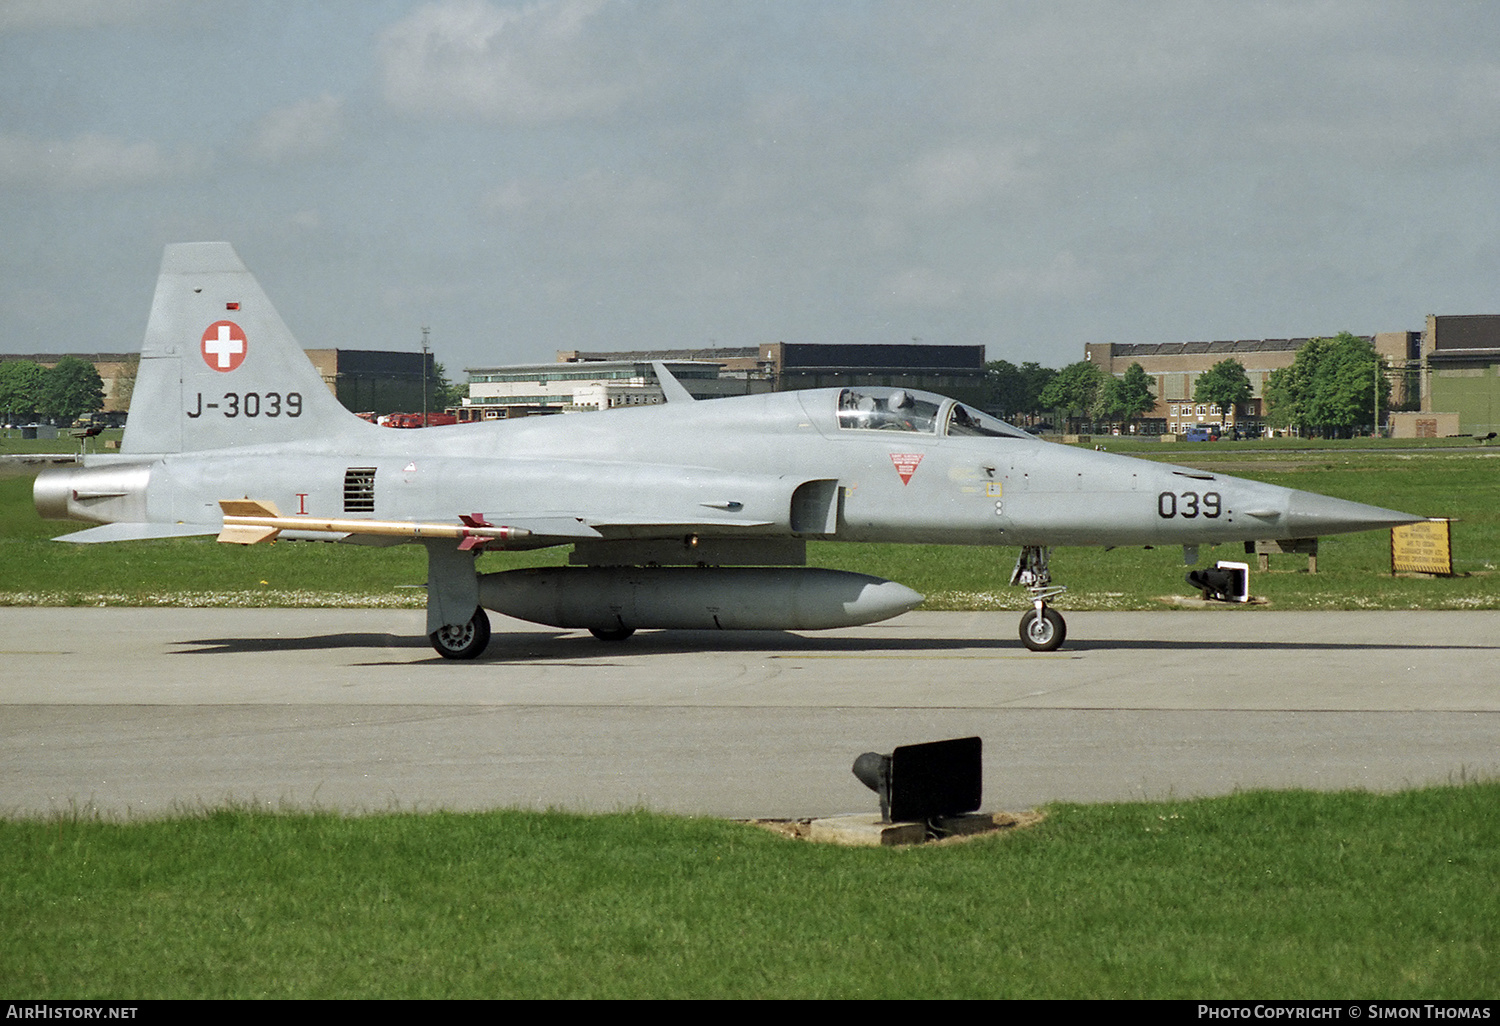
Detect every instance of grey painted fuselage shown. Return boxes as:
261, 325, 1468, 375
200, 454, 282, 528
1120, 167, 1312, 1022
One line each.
83, 388, 1407, 551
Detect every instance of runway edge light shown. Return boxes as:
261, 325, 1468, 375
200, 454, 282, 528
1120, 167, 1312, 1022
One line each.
853, 736, 982, 828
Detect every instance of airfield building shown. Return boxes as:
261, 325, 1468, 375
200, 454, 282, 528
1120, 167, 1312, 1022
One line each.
767, 343, 988, 406
459, 359, 735, 418
1421, 314, 1500, 437
22, 317, 1499, 437
461, 342, 990, 418
0, 352, 139, 422
1084, 332, 1423, 436
304, 349, 435, 416
2, 349, 446, 423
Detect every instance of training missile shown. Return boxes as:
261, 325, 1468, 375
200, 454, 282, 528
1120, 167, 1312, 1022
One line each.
478, 566, 924, 632
217, 499, 529, 548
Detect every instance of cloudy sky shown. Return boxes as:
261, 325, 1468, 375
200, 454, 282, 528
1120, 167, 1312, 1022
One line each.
2, 0, 1497, 373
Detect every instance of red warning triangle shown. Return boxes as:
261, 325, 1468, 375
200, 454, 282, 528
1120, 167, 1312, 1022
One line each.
890, 452, 923, 485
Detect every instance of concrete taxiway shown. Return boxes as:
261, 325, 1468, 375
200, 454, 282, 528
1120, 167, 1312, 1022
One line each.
2, 608, 1496, 819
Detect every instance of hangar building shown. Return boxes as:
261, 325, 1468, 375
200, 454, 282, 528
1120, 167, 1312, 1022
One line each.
304, 349, 435, 416
1085, 332, 1422, 436
0, 352, 139, 421
1422, 315, 1500, 437
462, 342, 989, 418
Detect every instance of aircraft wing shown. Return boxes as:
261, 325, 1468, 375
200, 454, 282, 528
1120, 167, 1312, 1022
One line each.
216, 508, 777, 547
52, 522, 218, 543
52, 508, 776, 550
209, 499, 776, 550
578, 515, 775, 531
481, 514, 776, 542
497, 516, 604, 539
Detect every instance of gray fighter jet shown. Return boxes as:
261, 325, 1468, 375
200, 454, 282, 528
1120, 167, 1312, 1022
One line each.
35, 243, 1423, 657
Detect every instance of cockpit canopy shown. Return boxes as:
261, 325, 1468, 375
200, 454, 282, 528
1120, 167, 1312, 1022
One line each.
835, 387, 1034, 439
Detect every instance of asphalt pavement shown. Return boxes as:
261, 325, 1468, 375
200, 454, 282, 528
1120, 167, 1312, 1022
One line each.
3, 608, 1496, 819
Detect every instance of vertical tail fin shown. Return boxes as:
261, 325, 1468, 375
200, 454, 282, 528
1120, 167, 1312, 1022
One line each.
121, 242, 372, 454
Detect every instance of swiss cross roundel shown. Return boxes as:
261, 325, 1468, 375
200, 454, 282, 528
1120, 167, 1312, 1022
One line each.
201, 320, 247, 372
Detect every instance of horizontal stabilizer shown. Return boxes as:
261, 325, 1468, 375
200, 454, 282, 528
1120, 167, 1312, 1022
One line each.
53, 522, 217, 544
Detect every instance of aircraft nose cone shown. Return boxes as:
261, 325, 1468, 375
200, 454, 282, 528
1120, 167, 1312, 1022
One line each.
1283, 490, 1425, 536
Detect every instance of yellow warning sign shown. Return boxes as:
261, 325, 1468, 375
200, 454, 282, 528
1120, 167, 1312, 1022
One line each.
1391, 519, 1453, 575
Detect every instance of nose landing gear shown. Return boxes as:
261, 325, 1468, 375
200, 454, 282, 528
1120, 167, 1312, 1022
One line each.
1020, 601, 1066, 651
1012, 546, 1067, 652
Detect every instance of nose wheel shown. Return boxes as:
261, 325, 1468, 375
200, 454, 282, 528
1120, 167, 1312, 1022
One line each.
1012, 546, 1067, 652
1019, 604, 1066, 652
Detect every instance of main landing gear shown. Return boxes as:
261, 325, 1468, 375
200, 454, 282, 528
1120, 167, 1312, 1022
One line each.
1012, 546, 1067, 652
589, 625, 635, 642
430, 606, 491, 660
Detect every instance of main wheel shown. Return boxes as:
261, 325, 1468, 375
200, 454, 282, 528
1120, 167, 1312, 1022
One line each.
1019, 606, 1066, 652
589, 625, 635, 642
429, 607, 491, 660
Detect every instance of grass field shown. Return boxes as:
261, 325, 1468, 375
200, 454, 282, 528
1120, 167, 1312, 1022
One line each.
3, 784, 1496, 999
4, 439, 1497, 610
0, 427, 125, 461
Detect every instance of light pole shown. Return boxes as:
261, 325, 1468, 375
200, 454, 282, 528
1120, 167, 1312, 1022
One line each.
421, 326, 430, 427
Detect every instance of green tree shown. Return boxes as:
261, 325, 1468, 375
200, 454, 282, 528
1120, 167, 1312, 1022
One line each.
1306, 333, 1390, 436
1095, 376, 1124, 425
1264, 333, 1390, 438
985, 360, 1056, 421
1264, 354, 1317, 434
430, 362, 467, 411
1038, 360, 1107, 426
985, 359, 1025, 416
1193, 358, 1253, 424
0, 360, 48, 422
37, 356, 104, 423
1102, 362, 1157, 425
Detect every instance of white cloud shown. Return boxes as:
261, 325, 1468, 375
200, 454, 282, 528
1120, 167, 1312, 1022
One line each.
886, 3, 1500, 178
984, 250, 1095, 300
880, 267, 964, 308
483, 168, 674, 216
481, 180, 529, 216
481, 168, 686, 254
0, 132, 206, 191
249, 94, 346, 164
288, 209, 323, 233
0, 0, 180, 31
871, 143, 1037, 218
379, 0, 639, 123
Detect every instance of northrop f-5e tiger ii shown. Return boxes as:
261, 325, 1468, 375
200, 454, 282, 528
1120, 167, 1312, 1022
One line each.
35, 243, 1424, 658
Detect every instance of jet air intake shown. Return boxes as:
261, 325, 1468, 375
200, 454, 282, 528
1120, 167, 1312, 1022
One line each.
478, 566, 923, 632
